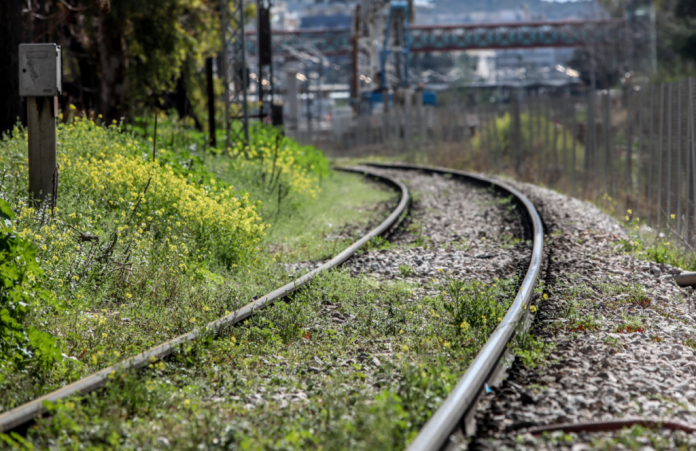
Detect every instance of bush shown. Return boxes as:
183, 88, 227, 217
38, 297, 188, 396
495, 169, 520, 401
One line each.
0, 200, 62, 379
230, 124, 329, 204
0, 114, 269, 376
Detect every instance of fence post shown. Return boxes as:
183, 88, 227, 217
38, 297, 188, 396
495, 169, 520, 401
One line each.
667, 83, 673, 231
571, 98, 577, 196
609, 92, 616, 199
637, 87, 645, 219
492, 105, 501, 171
686, 79, 692, 245
678, 80, 683, 236
658, 84, 665, 231
686, 78, 696, 247
648, 85, 656, 226
626, 87, 633, 206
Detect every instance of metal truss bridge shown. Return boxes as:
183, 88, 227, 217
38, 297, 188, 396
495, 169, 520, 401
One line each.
246, 19, 626, 57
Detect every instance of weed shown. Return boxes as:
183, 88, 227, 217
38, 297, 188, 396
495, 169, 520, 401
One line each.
613, 313, 646, 334
440, 276, 515, 343
603, 335, 623, 348
399, 264, 415, 278
514, 332, 553, 368
363, 236, 393, 252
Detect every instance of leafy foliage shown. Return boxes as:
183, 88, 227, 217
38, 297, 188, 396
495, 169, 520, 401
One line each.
0, 199, 62, 379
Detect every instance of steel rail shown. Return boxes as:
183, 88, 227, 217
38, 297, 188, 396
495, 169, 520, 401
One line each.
0, 167, 409, 433
363, 163, 544, 451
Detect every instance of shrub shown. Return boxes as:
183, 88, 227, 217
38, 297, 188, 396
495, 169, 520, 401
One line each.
0, 200, 62, 379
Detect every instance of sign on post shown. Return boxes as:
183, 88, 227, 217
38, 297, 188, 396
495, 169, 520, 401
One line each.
18, 43, 61, 203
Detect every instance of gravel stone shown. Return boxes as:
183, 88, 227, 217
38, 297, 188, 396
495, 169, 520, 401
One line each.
464, 177, 696, 450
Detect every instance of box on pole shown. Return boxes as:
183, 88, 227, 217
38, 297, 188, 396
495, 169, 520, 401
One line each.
18, 43, 61, 203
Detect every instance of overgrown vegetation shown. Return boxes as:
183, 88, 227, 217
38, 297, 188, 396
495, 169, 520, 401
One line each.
4, 270, 517, 449
617, 213, 696, 271
0, 112, 396, 418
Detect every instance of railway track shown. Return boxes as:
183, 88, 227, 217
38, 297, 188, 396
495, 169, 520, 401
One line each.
3, 163, 547, 449
362, 163, 544, 451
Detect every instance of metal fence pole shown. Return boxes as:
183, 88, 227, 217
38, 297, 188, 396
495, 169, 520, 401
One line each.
626, 87, 634, 205
492, 105, 501, 171
585, 93, 592, 194
686, 78, 696, 247
637, 87, 645, 219
648, 85, 656, 226
658, 84, 665, 231
667, 83, 673, 231
686, 80, 692, 244
678, 80, 683, 236
545, 96, 551, 181
608, 92, 616, 199
602, 92, 609, 196
553, 99, 559, 177
571, 98, 577, 196
562, 99, 568, 179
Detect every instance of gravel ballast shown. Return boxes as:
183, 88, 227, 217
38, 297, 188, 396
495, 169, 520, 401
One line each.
469, 178, 696, 451
346, 167, 532, 297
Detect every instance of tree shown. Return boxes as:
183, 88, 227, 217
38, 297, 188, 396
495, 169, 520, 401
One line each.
670, 0, 696, 65
0, 0, 23, 136
21, 0, 223, 122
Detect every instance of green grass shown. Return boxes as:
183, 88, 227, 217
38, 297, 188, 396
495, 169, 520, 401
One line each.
0, 117, 396, 425
9, 271, 517, 450
260, 172, 395, 263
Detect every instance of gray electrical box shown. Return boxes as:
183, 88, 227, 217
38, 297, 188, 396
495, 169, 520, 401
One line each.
19, 44, 62, 97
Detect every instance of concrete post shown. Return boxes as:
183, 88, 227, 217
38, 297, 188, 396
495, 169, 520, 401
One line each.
286, 70, 299, 131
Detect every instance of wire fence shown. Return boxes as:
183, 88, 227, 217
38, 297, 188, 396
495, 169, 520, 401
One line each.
292, 78, 696, 250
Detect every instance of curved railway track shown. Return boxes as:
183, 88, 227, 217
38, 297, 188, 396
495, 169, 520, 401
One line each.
363, 163, 544, 451
2, 163, 546, 450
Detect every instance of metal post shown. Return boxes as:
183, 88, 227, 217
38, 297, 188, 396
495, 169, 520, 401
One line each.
626, 87, 633, 203
667, 83, 673, 229
648, 85, 656, 226
686, 78, 696, 247
678, 80, 683, 235
542, 97, 548, 180
658, 84, 665, 230
585, 93, 592, 194
608, 92, 616, 199
571, 98, 577, 196
637, 87, 644, 219
686, 79, 691, 244
206, 57, 216, 148
590, 89, 598, 194
562, 99, 568, 178
286, 68, 299, 132
553, 98, 558, 173
492, 105, 501, 170
602, 92, 609, 196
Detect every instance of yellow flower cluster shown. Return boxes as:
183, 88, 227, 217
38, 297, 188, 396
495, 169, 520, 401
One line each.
60, 150, 265, 263
231, 143, 321, 200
